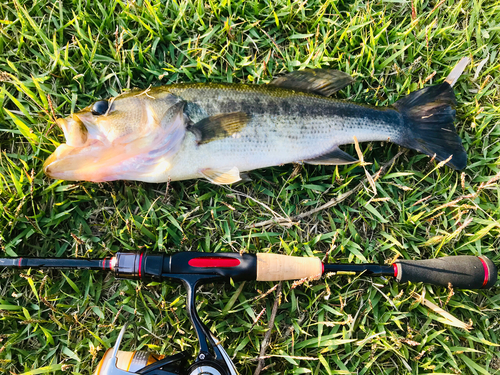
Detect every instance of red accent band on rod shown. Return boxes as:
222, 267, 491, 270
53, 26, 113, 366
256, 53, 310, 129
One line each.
322, 263, 325, 275
18, 258, 22, 268
393, 263, 398, 278
138, 253, 144, 278
102, 258, 106, 270
188, 257, 240, 268
479, 257, 489, 288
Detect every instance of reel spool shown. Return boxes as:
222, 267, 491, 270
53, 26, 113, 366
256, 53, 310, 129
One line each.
94, 349, 164, 374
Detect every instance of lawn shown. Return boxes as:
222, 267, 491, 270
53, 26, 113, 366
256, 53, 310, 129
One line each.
1, 0, 499, 374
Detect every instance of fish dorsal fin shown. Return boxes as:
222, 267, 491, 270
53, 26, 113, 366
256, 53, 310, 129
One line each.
270, 69, 354, 97
304, 147, 358, 165
189, 112, 250, 145
200, 167, 242, 185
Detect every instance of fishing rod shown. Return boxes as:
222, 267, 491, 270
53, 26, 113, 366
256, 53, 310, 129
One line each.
1, 252, 496, 375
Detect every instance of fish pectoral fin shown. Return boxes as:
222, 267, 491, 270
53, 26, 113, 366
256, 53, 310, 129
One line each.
270, 69, 354, 97
200, 167, 242, 185
189, 112, 250, 144
304, 147, 358, 165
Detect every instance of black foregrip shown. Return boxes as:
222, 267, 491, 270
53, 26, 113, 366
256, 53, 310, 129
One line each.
394, 256, 497, 289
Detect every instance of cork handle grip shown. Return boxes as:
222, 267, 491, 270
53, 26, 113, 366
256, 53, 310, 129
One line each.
256, 253, 323, 281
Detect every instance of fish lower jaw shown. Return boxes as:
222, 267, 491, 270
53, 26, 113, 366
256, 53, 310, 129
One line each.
43, 142, 180, 183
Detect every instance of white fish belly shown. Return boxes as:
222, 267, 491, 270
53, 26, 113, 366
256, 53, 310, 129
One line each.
162, 112, 400, 182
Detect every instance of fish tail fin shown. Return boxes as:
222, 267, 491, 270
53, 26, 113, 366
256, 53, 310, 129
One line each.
393, 82, 467, 170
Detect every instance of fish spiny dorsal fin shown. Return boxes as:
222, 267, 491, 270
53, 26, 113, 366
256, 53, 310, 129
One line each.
189, 112, 250, 145
304, 147, 358, 165
270, 69, 354, 97
200, 167, 241, 184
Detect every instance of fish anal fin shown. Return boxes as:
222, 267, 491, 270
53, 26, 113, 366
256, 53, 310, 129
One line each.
189, 112, 250, 144
201, 167, 242, 185
304, 147, 358, 165
270, 69, 354, 97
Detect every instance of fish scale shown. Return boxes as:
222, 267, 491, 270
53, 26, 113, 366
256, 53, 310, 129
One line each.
163, 84, 401, 182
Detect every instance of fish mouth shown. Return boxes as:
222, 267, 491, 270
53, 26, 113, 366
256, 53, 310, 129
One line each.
43, 139, 121, 182
44, 109, 186, 183
56, 116, 89, 147
43, 115, 125, 182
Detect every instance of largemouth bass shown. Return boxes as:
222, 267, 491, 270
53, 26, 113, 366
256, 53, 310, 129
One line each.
44, 69, 466, 184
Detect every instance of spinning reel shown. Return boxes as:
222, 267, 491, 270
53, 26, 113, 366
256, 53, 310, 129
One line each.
88, 254, 245, 375
96, 313, 237, 375
0, 251, 496, 374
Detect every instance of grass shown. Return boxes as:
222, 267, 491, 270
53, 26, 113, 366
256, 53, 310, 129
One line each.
1, 0, 499, 374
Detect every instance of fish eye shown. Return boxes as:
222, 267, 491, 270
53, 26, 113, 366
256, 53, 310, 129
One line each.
91, 100, 109, 116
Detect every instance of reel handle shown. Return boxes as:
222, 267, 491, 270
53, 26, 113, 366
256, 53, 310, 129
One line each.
393, 256, 497, 289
